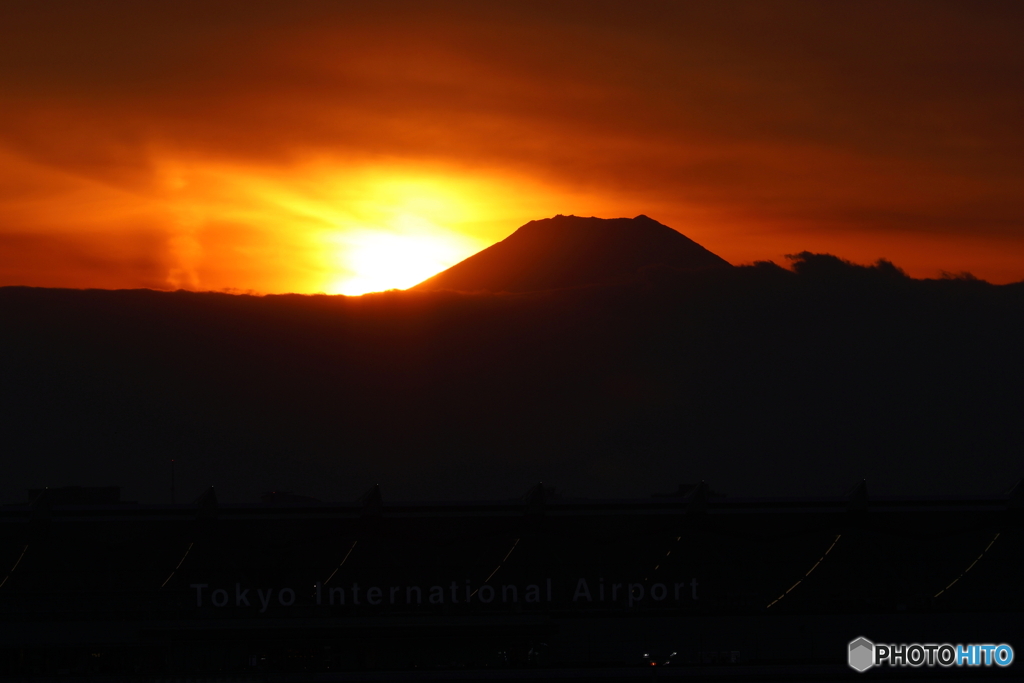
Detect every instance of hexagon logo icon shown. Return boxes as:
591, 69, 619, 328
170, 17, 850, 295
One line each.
848, 636, 875, 672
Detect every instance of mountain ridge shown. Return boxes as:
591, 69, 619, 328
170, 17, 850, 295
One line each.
413, 214, 730, 293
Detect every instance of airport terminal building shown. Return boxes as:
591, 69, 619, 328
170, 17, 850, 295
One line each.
0, 482, 1021, 679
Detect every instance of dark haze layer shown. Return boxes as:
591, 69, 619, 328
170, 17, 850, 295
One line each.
2, 254, 1022, 503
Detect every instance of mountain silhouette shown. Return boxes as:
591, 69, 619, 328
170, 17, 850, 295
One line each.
413, 214, 730, 293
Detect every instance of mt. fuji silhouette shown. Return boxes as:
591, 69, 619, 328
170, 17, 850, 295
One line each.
413, 214, 730, 293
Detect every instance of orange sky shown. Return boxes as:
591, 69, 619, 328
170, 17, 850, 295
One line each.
1, 1, 1023, 293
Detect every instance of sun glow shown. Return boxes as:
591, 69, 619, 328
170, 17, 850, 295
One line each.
1, 147, 622, 294
147, 158, 530, 294
309, 175, 491, 295
328, 227, 471, 295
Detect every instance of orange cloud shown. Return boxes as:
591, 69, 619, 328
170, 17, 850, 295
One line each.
1, 2, 1022, 291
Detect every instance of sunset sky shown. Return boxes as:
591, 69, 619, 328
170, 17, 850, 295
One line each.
1, 1, 1022, 294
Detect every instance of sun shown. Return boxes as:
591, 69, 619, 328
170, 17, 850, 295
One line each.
328, 224, 471, 295
313, 175, 491, 295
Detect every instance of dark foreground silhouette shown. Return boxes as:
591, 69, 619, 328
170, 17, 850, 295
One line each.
4, 215, 1022, 679
1, 242, 1023, 504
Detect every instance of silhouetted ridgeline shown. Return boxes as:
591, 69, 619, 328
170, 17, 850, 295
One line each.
2, 253, 1022, 503
413, 214, 730, 293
